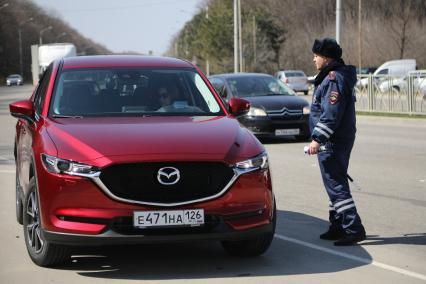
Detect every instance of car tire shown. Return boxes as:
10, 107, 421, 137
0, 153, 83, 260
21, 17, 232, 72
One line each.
221, 200, 276, 257
303, 91, 308, 95
23, 177, 71, 267
16, 171, 23, 225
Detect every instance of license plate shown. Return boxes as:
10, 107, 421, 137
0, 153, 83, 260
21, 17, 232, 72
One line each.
275, 128, 300, 136
133, 209, 204, 228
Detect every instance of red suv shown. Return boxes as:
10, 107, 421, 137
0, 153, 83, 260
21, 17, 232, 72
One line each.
10, 56, 275, 267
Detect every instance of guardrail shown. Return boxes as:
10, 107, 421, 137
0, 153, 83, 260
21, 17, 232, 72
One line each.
355, 74, 426, 115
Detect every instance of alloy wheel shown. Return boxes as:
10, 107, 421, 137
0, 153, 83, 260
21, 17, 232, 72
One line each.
25, 191, 44, 254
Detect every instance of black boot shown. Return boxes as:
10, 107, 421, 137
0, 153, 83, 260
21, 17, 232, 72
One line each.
333, 233, 366, 246
320, 210, 343, 240
334, 225, 366, 246
320, 227, 344, 240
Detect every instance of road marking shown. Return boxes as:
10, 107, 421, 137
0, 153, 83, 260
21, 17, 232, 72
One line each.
274, 234, 426, 281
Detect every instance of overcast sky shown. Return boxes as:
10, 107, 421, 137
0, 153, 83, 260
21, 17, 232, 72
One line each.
32, 0, 204, 55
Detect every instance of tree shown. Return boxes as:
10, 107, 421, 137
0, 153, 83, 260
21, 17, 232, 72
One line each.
257, 17, 285, 70
167, 0, 426, 75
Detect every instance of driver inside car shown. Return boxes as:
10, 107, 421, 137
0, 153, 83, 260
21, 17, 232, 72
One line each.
156, 84, 180, 112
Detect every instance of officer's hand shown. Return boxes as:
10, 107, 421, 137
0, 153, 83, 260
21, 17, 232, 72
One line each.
309, 140, 320, 155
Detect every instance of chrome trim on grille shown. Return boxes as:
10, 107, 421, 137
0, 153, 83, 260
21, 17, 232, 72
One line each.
267, 107, 302, 116
90, 167, 258, 207
70, 171, 101, 178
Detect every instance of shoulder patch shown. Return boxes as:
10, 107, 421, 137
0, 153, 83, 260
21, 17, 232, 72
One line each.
329, 91, 339, 104
328, 71, 336, 80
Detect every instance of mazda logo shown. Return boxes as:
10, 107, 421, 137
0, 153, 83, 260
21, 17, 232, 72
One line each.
157, 167, 180, 185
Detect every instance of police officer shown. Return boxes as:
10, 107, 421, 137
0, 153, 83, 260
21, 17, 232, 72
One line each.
308, 38, 366, 246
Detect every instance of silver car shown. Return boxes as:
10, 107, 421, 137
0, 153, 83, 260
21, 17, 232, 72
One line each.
6, 74, 23, 86
276, 70, 309, 95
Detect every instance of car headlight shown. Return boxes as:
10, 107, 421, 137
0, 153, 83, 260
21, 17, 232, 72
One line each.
303, 106, 310, 114
235, 152, 268, 171
247, 106, 267, 117
6, 80, 10, 83
41, 154, 100, 177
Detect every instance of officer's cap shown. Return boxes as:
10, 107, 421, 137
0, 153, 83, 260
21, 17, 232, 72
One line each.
312, 38, 342, 59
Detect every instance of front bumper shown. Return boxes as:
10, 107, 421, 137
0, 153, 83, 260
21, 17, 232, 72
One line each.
291, 87, 309, 93
239, 114, 310, 138
6, 81, 22, 86
36, 161, 274, 240
42, 217, 274, 246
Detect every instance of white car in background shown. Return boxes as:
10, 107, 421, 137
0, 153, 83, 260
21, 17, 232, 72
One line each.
6, 74, 23, 86
378, 70, 426, 95
276, 70, 309, 95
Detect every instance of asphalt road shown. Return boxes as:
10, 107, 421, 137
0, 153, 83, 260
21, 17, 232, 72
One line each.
0, 85, 425, 283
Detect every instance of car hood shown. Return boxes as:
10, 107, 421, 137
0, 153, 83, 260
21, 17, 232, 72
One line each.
243, 95, 309, 111
45, 116, 263, 167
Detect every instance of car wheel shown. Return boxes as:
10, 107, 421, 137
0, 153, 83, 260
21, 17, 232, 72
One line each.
303, 91, 308, 95
16, 171, 23, 225
392, 86, 400, 93
221, 200, 276, 257
23, 177, 71, 267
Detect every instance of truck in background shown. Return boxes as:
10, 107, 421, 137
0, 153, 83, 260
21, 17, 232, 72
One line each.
31, 43, 77, 85
358, 59, 417, 88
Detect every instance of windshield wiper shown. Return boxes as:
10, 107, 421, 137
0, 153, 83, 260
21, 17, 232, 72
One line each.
51, 115, 84, 118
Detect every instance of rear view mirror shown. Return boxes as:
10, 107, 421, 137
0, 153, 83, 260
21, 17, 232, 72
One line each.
228, 97, 250, 116
10, 100, 35, 123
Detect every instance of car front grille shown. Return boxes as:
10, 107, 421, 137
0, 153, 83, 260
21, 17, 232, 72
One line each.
267, 108, 303, 120
98, 162, 235, 205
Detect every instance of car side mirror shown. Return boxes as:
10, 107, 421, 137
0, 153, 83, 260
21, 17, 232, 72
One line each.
228, 97, 250, 116
10, 100, 35, 123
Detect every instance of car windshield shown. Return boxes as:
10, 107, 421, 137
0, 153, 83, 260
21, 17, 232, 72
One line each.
9, 75, 21, 78
225, 76, 296, 98
49, 68, 224, 117
285, 71, 305, 77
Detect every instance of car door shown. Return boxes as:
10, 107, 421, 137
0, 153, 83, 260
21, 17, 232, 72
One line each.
16, 65, 52, 193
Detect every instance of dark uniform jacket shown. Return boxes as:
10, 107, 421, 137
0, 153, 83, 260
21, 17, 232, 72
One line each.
309, 63, 357, 144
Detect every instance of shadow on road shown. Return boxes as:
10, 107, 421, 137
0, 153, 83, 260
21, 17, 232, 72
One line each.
362, 233, 426, 246
54, 210, 373, 280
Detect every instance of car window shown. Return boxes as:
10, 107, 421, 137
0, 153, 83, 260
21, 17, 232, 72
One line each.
377, 69, 389, 75
194, 74, 221, 113
285, 71, 305, 77
33, 64, 53, 115
226, 76, 296, 97
49, 68, 225, 117
209, 78, 228, 98
276, 72, 284, 79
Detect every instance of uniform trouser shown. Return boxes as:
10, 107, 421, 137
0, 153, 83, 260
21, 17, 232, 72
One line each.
317, 139, 365, 236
